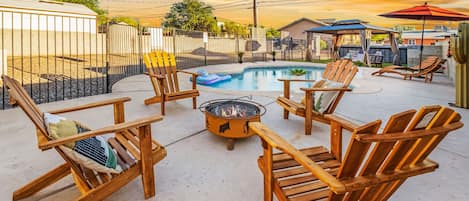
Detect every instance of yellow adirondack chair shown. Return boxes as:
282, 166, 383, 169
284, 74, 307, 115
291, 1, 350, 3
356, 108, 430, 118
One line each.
250, 105, 463, 201
143, 51, 199, 115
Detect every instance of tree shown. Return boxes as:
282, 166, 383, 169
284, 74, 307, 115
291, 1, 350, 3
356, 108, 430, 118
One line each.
109, 16, 139, 27
371, 34, 388, 43
266, 27, 280, 39
223, 21, 249, 37
57, 0, 107, 24
320, 40, 328, 50
392, 25, 416, 32
392, 25, 416, 44
163, 0, 218, 32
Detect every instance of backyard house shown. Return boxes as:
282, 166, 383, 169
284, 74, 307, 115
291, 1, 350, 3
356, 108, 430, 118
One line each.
278, 17, 328, 40
0, 0, 99, 57
279, 18, 333, 58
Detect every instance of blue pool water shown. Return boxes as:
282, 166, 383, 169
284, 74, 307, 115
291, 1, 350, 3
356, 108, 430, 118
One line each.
207, 66, 324, 91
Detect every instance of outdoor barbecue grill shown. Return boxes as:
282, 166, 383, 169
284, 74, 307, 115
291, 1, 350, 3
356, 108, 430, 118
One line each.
200, 98, 266, 150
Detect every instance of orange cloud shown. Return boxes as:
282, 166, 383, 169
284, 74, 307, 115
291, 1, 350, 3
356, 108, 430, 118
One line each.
100, 0, 469, 29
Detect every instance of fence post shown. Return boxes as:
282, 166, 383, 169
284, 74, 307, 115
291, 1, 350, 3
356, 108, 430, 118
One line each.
105, 20, 110, 93
172, 28, 176, 64
138, 24, 143, 74
235, 34, 239, 63
250, 28, 254, 62
203, 32, 208, 65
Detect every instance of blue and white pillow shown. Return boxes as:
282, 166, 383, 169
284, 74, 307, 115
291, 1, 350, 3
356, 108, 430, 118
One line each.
44, 113, 122, 174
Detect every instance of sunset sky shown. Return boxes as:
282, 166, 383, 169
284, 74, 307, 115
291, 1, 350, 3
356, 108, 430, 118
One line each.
99, 0, 469, 29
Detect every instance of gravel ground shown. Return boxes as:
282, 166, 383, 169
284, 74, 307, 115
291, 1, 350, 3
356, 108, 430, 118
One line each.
0, 53, 278, 109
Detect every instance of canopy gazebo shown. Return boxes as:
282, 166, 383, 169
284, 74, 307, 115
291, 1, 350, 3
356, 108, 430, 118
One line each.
305, 19, 400, 66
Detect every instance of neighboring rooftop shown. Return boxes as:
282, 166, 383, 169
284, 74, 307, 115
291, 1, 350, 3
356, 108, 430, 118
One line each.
0, 0, 97, 16
402, 27, 457, 39
307, 19, 397, 34
278, 17, 328, 31
317, 18, 337, 25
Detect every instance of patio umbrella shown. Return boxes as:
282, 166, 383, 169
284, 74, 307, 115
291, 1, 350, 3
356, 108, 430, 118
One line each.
379, 2, 469, 70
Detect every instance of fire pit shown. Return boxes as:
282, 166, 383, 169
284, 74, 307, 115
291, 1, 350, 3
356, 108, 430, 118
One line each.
200, 98, 266, 150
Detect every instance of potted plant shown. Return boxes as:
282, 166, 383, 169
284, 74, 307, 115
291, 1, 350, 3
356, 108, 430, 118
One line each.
272, 51, 276, 62
238, 52, 244, 63
289, 68, 306, 76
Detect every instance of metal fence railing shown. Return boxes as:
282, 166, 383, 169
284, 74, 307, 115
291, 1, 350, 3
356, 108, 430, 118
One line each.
0, 15, 272, 109
1, 11, 418, 110
0, 11, 106, 109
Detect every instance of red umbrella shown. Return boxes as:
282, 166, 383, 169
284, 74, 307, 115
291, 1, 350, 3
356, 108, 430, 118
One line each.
380, 2, 469, 70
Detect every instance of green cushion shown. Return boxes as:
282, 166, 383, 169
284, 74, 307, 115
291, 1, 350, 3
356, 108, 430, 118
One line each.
44, 113, 121, 174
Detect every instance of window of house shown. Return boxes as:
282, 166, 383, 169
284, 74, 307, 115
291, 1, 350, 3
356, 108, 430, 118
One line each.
408, 39, 416, 45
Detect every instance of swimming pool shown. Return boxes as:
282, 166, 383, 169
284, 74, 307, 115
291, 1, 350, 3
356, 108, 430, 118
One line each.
206, 66, 324, 91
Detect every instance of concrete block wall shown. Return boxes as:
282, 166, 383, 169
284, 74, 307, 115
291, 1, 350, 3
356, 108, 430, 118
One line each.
406, 45, 443, 67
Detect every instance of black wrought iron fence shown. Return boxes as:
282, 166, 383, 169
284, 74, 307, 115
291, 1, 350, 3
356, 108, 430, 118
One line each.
0, 11, 106, 109
339, 45, 408, 64
0, 13, 286, 110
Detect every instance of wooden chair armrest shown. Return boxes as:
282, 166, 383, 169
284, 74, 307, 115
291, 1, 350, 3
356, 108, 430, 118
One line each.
177, 70, 198, 89
249, 122, 346, 194
39, 116, 163, 150
177, 70, 199, 77
48, 97, 131, 114
324, 114, 361, 132
144, 72, 165, 80
300, 87, 352, 92
278, 79, 316, 99
278, 78, 316, 82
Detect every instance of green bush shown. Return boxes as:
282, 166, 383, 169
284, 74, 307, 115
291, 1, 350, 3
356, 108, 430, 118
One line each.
289, 68, 307, 76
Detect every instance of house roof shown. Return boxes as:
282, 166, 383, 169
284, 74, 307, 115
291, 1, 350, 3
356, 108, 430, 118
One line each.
0, 0, 97, 16
401, 30, 457, 39
278, 18, 328, 31
306, 19, 397, 35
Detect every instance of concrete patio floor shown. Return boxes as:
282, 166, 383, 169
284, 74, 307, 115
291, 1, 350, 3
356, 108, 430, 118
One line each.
0, 61, 468, 201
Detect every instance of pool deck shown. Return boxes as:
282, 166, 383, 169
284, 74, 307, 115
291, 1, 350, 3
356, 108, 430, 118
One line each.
0, 61, 468, 201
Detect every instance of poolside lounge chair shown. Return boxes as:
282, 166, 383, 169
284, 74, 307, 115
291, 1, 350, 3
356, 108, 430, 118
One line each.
277, 59, 358, 135
371, 56, 444, 83
143, 51, 199, 115
250, 105, 463, 201
2, 75, 167, 201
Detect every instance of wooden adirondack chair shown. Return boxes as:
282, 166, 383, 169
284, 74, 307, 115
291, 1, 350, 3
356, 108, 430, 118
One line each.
277, 59, 358, 135
250, 105, 463, 201
143, 51, 199, 115
2, 75, 167, 201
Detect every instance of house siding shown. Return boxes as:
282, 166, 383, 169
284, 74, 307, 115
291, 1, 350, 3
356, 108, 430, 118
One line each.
279, 20, 324, 40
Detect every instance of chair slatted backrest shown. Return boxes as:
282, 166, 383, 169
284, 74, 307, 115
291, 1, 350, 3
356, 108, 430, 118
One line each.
418, 58, 444, 75
143, 53, 162, 96
2, 75, 48, 138
321, 59, 359, 114
329, 105, 462, 201
1, 75, 92, 186
143, 51, 180, 95
407, 56, 439, 71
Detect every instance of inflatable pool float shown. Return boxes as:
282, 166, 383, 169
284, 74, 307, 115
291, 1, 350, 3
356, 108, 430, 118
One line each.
191, 70, 232, 85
